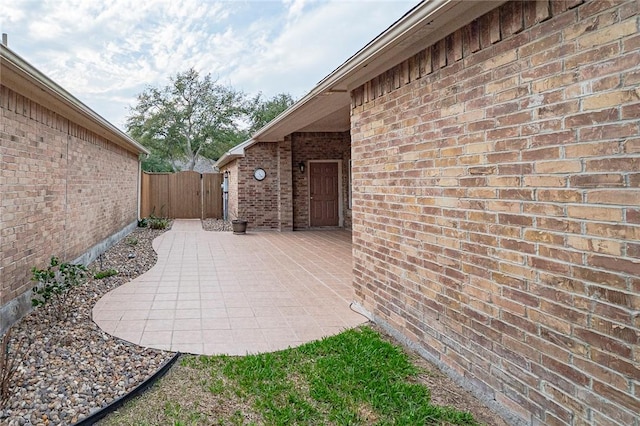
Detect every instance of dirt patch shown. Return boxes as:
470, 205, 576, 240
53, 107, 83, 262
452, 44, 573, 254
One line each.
100, 358, 263, 426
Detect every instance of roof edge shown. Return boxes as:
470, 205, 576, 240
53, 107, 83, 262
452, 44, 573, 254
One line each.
313, 0, 455, 92
250, 0, 453, 142
1, 44, 149, 155
215, 138, 256, 168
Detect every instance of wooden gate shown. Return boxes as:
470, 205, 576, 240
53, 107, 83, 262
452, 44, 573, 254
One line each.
141, 171, 222, 219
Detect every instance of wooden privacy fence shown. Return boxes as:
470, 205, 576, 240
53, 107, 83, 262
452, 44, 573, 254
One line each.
141, 171, 223, 219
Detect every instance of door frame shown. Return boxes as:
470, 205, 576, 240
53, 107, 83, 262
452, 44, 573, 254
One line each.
307, 159, 343, 228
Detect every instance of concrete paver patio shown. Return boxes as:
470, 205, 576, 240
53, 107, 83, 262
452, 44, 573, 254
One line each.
93, 220, 366, 355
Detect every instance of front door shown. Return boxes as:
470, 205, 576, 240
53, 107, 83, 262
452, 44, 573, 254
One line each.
309, 162, 339, 227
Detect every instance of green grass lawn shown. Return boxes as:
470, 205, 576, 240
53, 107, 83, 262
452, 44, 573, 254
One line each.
102, 326, 479, 425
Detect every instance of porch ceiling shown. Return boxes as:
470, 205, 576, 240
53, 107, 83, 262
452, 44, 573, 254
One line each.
297, 103, 351, 133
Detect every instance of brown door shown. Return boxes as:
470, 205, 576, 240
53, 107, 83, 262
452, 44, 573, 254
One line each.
202, 173, 223, 219
310, 162, 339, 227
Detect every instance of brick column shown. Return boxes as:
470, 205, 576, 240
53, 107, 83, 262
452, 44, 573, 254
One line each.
277, 136, 293, 231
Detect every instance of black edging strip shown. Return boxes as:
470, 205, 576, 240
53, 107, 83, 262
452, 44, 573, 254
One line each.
72, 352, 182, 426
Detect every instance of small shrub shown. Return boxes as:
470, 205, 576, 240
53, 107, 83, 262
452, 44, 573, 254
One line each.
31, 256, 89, 320
126, 236, 139, 246
137, 218, 148, 228
148, 215, 170, 230
147, 206, 169, 229
94, 269, 119, 279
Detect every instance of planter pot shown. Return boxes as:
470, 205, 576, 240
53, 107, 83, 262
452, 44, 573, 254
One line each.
232, 220, 248, 235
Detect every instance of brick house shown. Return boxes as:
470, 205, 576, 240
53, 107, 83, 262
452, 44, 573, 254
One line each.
217, 0, 639, 424
0, 43, 149, 334
216, 132, 352, 230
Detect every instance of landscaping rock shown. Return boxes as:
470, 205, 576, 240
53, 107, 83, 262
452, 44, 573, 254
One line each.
202, 218, 233, 232
1, 226, 175, 426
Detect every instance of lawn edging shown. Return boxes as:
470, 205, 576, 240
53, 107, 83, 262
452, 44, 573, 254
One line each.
72, 351, 182, 426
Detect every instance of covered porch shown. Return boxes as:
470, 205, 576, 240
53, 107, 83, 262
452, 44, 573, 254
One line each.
215, 90, 353, 232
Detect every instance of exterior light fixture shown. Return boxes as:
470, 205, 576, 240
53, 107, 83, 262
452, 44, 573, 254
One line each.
298, 162, 305, 173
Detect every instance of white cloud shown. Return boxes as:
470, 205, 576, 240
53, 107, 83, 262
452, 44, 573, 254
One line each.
2, 0, 417, 129
283, 0, 310, 20
1, 2, 27, 23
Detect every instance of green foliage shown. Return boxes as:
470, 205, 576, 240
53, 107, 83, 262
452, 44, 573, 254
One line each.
247, 92, 295, 134
126, 236, 139, 246
148, 215, 171, 230
142, 153, 176, 173
94, 269, 119, 279
138, 218, 148, 228
31, 256, 88, 320
127, 68, 247, 169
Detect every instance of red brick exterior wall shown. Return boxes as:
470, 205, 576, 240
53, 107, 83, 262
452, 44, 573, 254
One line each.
1, 86, 139, 307
292, 132, 352, 230
226, 142, 281, 229
278, 136, 294, 231
222, 133, 351, 231
351, 1, 640, 425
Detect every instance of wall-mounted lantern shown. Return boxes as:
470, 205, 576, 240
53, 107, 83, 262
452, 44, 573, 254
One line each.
298, 162, 305, 173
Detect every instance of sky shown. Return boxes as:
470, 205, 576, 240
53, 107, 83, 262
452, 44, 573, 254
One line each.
1, 0, 417, 131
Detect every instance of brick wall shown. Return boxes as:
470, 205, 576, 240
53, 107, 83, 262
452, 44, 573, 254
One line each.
233, 142, 280, 229
222, 133, 351, 231
1, 86, 139, 310
292, 132, 352, 229
278, 137, 294, 231
351, 1, 640, 425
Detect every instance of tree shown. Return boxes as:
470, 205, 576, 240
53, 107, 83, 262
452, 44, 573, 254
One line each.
127, 69, 247, 171
140, 154, 174, 173
247, 92, 295, 135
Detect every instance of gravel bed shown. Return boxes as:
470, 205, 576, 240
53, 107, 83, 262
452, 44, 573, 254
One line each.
201, 218, 233, 232
1, 225, 174, 426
